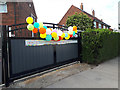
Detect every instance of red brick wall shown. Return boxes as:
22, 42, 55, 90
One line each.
1, 2, 15, 25
1, 2, 37, 25
16, 2, 37, 24
1, 2, 37, 37
96, 22, 98, 29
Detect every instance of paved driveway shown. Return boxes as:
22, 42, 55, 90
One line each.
47, 57, 118, 88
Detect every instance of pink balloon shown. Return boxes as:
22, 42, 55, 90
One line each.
53, 30, 57, 33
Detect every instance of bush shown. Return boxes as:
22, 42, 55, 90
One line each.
81, 29, 120, 64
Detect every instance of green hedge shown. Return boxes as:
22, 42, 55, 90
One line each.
81, 29, 120, 64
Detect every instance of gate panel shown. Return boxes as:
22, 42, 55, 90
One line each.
56, 43, 78, 63
10, 39, 54, 76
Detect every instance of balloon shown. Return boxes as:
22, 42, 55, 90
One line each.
34, 22, 40, 28
43, 26, 47, 29
32, 28, 38, 33
57, 30, 63, 36
70, 34, 73, 37
40, 33, 46, 38
61, 33, 65, 38
39, 27, 46, 34
50, 28, 53, 31
61, 37, 63, 40
54, 37, 59, 41
52, 30, 57, 33
26, 17, 33, 24
65, 33, 68, 37
46, 35, 52, 41
73, 26, 77, 31
68, 30, 73, 34
68, 26, 73, 31
73, 31, 75, 36
27, 24, 34, 31
75, 30, 77, 33
65, 34, 70, 40
46, 28, 52, 35
57, 36, 62, 41
39, 22, 43, 28
51, 32, 57, 38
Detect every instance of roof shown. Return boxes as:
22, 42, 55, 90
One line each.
59, 5, 111, 27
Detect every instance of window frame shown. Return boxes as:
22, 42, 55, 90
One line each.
0, 2, 7, 13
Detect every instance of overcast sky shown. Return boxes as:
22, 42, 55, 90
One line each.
33, 0, 118, 29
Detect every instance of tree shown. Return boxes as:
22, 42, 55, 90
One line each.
66, 13, 93, 31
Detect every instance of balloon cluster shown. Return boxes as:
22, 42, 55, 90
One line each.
26, 17, 77, 41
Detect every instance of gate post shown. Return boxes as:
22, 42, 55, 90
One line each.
2, 25, 10, 87
78, 31, 82, 63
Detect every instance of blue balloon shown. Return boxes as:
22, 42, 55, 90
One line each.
43, 26, 47, 29
34, 22, 40, 28
65, 33, 68, 37
73, 31, 75, 36
46, 35, 52, 41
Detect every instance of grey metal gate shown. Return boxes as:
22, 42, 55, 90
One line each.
2, 23, 82, 87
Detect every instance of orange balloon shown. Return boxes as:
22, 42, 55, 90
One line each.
73, 26, 77, 31
32, 28, 38, 33
61, 37, 63, 40
50, 28, 52, 31
39, 28, 46, 34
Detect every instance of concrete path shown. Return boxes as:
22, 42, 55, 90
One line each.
47, 57, 118, 88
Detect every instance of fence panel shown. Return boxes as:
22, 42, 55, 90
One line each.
56, 43, 78, 63
9, 39, 54, 77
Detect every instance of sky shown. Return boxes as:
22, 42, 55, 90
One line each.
33, 0, 118, 30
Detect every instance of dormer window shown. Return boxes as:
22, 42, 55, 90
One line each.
0, 2, 7, 13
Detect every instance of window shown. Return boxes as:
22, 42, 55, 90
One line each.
99, 24, 101, 29
0, 2, 7, 13
94, 21, 96, 28
103, 25, 105, 29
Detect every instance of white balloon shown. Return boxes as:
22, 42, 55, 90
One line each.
46, 28, 52, 35
68, 30, 73, 34
68, 26, 73, 31
57, 30, 63, 36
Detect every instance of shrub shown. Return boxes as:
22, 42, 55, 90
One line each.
81, 29, 120, 64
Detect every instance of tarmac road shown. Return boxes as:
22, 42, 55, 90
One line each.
47, 57, 118, 88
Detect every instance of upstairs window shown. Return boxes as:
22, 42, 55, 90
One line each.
0, 2, 7, 13
94, 21, 96, 28
99, 24, 102, 29
103, 25, 105, 29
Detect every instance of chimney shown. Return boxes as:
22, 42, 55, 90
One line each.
101, 19, 103, 22
92, 10, 95, 16
80, 3, 83, 10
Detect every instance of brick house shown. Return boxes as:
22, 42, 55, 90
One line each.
59, 3, 111, 30
0, 1, 37, 37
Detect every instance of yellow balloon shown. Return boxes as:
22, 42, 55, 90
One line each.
51, 32, 57, 38
61, 33, 65, 38
65, 34, 70, 40
75, 30, 77, 33
26, 17, 33, 24
40, 33, 46, 38
39, 22, 43, 28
